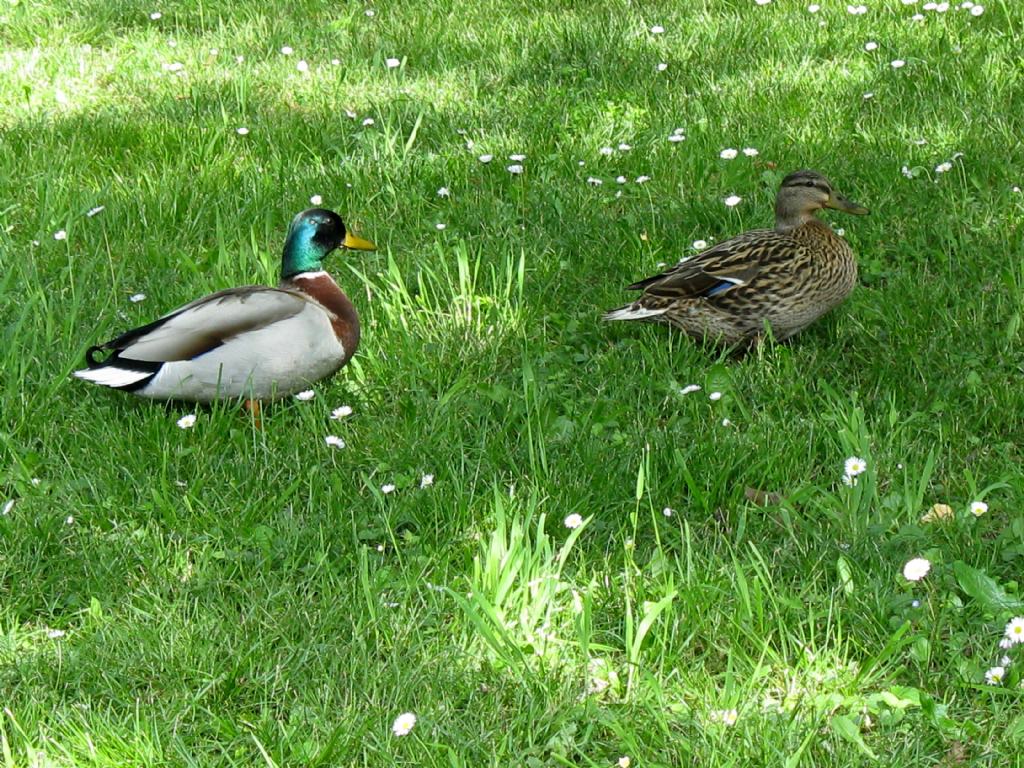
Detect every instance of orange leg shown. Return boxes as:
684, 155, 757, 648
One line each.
243, 399, 263, 429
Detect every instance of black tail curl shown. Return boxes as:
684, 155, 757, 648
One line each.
85, 345, 111, 368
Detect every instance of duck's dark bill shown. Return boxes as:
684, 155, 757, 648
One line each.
343, 232, 377, 250
826, 194, 869, 215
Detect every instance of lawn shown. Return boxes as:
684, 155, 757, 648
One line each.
2, 0, 1024, 765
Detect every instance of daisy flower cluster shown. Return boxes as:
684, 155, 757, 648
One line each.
842, 456, 867, 487
985, 617, 1024, 686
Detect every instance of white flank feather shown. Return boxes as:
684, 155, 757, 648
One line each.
603, 306, 669, 321
73, 366, 153, 388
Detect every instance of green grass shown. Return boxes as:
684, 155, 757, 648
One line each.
2, 0, 1024, 765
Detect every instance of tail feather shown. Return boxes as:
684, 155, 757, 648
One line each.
73, 357, 161, 391
602, 304, 670, 322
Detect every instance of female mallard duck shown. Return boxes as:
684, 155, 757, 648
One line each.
74, 208, 376, 402
603, 170, 869, 345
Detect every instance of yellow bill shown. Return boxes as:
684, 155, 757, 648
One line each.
343, 231, 377, 251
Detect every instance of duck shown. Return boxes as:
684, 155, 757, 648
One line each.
603, 170, 869, 346
74, 208, 376, 403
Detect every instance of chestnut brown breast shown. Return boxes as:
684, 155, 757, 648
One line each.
284, 273, 360, 364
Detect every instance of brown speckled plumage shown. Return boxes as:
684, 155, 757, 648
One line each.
604, 170, 869, 346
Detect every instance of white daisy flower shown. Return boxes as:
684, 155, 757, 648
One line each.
176, 414, 197, 429
391, 712, 416, 736
509, 153, 526, 161
324, 435, 345, 449
586, 177, 603, 186
1005, 617, 1024, 644
808, 3, 821, 11
742, 147, 759, 157
310, 194, 323, 205
478, 154, 493, 163
330, 405, 353, 420
657, 62, 668, 71
835, 227, 845, 236
47, 628, 66, 638
149, 11, 162, 20
710, 709, 739, 726
616, 175, 627, 184
720, 148, 738, 160
280, 46, 293, 55
1000, 637, 1014, 650
294, 390, 315, 401
863, 92, 875, 100
985, 666, 1005, 685
844, 457, 867, 477
680, 384, 702, 395
902, 557, 931, 582
970, 501, 988, 517
437, 187, 450, 197
662, 507, 673, 517
724, 195, 742, 207
435, 223, 447, 231
618, 143, 631, 151
87, 205, 105, 217
365, 8, 376, 16
236, 55, 245, 63
54, 230, 67, 241
599, 146, 614, 156
847, 4, 867, 13
564, 513, 583, 529
617, 758, 631, 768
331, 58, 341, 65
236, 126, 249, 135
970, 4, 984, 14
756, 0, 771, 5
1, 500, 14, 516
381, 483, 396, 494
865, 41, 878, 51
420, 474, 434, 488
362, 117, 375, 126
635, 175, 651, 183
296, 60, 309, 73
891, 59, 906, 69
385, 57, 400, 68
935, 161, 952, 173
692, 239, 708, 249
842, 474, 857, 487
912, 13, 925, 20
30, 478, 41, 487
65, 515, 74, 525
709, 391, 723, 401
650, 25, 665, 34
721, 418, 732, 427
507, 164, 524, 174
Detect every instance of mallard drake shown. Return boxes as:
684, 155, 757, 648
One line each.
74, 208, 376, 402
603, 170, 869, 345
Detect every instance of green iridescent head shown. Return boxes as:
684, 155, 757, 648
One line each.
281, 208, 376, 279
